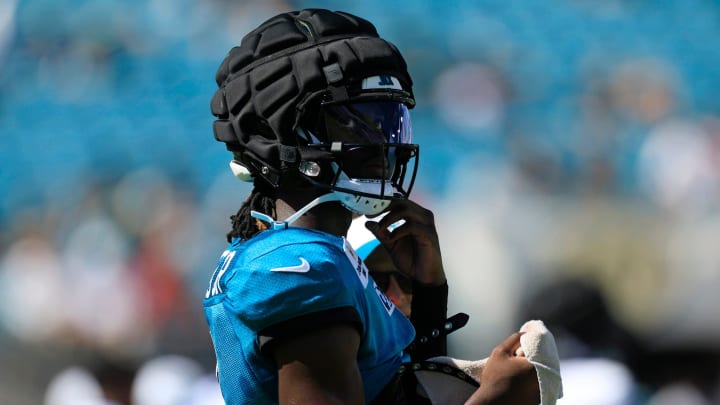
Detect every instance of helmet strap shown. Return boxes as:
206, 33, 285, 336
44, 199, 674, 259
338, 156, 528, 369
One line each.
250, 192, 342, 230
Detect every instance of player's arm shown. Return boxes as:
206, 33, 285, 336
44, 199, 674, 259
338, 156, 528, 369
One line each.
272, 323, 365, 405
369, 199, 452, 359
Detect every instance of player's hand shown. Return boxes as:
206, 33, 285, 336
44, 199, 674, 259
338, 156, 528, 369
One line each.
365, 200, 446, 286
466, 333, 540, 405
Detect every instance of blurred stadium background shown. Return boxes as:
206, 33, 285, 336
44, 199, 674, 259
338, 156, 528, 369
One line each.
2, 0, 720, 404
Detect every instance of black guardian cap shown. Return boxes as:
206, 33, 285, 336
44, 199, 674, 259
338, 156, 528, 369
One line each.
211, 9, 416, 191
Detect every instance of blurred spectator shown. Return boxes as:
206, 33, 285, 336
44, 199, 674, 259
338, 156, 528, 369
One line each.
44, 366, 110, 405
130, 354, 204, 405
184, 373, 226, 405
558, 358, 637, 405
519, 277, 643, 363
519, 276, 720, 404
0, 230, 65, 342
646, 383, 714, 405
638, 118, 719, 212
432, 62, 509, 136
518, 276, 646, 404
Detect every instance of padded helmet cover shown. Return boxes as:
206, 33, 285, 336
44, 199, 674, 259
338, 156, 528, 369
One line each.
211, 9, 415, 188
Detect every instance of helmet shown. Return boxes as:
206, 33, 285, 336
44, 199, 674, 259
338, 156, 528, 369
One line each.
211, 9, 418, 217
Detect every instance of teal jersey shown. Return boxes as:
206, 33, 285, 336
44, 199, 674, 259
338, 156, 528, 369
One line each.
203, 227, 415, 404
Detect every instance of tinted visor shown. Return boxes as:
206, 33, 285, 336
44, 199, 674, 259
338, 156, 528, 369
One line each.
320, 101, 412, 145
313, 101, 412, 180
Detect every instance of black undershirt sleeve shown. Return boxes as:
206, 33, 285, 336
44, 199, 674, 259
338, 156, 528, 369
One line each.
407, 281, 449, 360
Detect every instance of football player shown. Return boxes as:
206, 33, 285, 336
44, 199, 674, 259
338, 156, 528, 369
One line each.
203, 8, 539, 404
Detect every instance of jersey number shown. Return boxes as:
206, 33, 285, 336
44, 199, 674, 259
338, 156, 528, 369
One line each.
205, 250, 236, 298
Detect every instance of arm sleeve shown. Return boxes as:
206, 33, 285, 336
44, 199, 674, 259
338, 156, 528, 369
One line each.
407, 281, 449, 360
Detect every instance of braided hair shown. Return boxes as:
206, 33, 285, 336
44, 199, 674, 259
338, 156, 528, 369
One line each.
226, 185, 276, 242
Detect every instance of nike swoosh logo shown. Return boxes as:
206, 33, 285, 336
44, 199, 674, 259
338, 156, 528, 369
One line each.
270, 257, 310, 273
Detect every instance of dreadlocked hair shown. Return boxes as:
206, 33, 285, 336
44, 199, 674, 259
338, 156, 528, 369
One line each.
226, 186, 276, 243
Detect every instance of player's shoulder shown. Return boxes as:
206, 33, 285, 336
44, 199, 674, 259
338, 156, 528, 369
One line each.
243, 227, 344, 260
222, 229, 360, 326
219, 228, 352, 283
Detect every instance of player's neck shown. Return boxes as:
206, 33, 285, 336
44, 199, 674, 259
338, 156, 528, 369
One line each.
275, 196, 351, 237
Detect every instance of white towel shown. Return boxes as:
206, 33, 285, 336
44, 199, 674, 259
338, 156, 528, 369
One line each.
517, 320, 563, 405
428, 319, 563, 405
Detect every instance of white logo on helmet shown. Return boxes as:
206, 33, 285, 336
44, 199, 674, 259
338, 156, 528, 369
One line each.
361, 75, 403, 91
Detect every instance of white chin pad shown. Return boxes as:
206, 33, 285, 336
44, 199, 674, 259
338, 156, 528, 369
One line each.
333, 177, 396, 215
229, 160, 254, 182
336, 192, 391, 215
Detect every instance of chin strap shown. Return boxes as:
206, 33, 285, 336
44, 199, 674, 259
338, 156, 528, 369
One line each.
251, 193, 343, 230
